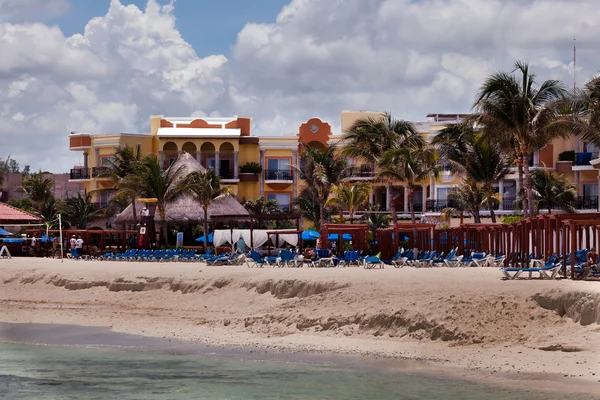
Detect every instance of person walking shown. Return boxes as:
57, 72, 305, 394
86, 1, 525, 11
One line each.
75, 235, 84, 257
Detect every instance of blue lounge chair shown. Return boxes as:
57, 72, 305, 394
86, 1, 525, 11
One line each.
461, 252, 487, 267
364, 255, 383, 269
277, 249, 295, 267
246, 251, 269, 268
179, 249, 197, 261
160, 249, 181, 262
394, 249, 415, 268
500, 255, 560, 279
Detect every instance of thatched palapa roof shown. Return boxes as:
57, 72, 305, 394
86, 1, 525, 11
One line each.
114, 152, 249, 224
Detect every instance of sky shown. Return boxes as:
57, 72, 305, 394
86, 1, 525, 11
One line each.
0, 0, 598, 172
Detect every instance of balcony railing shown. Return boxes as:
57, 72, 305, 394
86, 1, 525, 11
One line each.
426, 198, 517, 212
265, 169, 293, 181
70, 168, 90, 180
574, 152, 599, 166
575, 196, 598, 210
346, 166, 376, 178
219, 171, 236, 180
92, 166, 110, 178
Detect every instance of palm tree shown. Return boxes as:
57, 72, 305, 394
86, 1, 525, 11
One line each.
176, 169, 231, 244
242, 197, 281, 229
341, 112, 425, 220
21, 170, 54, 213
65, 193, 101, 229
448, 183, 484, 225
293, 188, 324, 230
120, 155, 183, 244
569, 76, 600, 145
96, 144, 142, 224
475, 61, 569, 217
296, 144, 348, 230
0, 155, 11, 187
361, 203, 391, 240
531, 169, 576, 214
326, 182, 370, 223
378, 146, 439, 223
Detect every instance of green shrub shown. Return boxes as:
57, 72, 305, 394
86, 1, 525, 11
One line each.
239, 162, 262, 173
502, 215, 524, 224
558, 150, 575, 162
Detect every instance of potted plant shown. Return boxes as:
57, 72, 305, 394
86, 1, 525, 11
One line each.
239, 162, 262, 182
556, 150, 574, 172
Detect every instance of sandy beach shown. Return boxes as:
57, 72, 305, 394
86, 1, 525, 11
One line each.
1, 257, 599, 390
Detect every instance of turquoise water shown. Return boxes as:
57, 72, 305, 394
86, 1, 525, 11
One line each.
0, 342, 597, 400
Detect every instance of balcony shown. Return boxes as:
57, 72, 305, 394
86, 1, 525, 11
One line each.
575, 196, 598, 210
574, 152, 598, 167
91, 166, 111, 179
265, 169, 293, 182
346, 166, 376, 180
219, 171, 239, 182
70, 168, 90, 180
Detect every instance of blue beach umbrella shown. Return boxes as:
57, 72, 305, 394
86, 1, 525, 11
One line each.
301, 230, 320, 240
195, 233, 213, 243
0, 227, 13, 236
327, 233, 353, 241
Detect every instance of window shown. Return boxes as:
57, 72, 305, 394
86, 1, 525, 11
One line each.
437, 187, 451, 201
266, 193, 291, 211
267, 158, 290, 171
206, 158, 216, 169
100, 156, 114, 167
583, 184, 598, 198
266, 158, 291, 180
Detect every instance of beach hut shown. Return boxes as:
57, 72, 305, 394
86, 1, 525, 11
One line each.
113, 153, 249, 246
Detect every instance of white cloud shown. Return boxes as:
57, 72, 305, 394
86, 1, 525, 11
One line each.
0, 0, 229, 171
0, 0, 69, 22
2, 0, 600, 172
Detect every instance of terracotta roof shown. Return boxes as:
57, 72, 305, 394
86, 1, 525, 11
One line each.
0, 202, 41, 224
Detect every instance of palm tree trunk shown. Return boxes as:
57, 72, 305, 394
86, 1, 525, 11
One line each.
472, 188, 481, 224
203, 207, 210, 251
391, 202, 397, 225
318, 194, 325, 233
408, 188, 415, 223
489, 200, 496, 223
131, 199, 138, 225
517, 156, 528, 218
159, 207, 168, 246
522, 148, 535, 217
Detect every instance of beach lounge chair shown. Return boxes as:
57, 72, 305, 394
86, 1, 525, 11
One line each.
443, 249, 463, 268
179, 249, 197, 261
486, 254, 506, 268
461, 252, 487, 267
246, 251, 269, 268
148, 249, 166, 262
364, 255, 383, 269
160, 249, 181, 262
423, 251, 445, 268
394, 249, 415, 268
338, 250, 361, 267
500, 255, 561, 279
412, 251, 438, 268
277, 249, 295, 267
206, 252, 233, 266
135, 249, 152, 260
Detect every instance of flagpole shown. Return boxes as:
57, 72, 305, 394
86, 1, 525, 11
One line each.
59, 214, 63, 262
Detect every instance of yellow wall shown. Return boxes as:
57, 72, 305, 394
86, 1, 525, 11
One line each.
239, 144, 259, 165
157, 138, 239, 152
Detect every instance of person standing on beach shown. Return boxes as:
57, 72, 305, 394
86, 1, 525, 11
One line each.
70, 235, 77, 252
75, 236, 84, 257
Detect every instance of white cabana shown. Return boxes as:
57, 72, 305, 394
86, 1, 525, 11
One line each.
214, 229, 299, 249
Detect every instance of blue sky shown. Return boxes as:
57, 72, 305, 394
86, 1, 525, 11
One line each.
53, 0, 290, 57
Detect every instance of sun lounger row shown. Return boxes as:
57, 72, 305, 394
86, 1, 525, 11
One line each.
96, 248, 198, 261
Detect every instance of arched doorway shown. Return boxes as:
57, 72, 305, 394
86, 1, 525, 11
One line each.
219, 142, 235, 179
182, 142, 197, 156
163, 142, 178, 168
200, 143, 216, 170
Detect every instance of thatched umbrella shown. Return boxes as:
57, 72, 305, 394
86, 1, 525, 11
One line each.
114, 152, 249, 234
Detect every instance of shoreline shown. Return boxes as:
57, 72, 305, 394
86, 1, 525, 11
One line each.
1, 257, 599, 394
2, 321, 599, 396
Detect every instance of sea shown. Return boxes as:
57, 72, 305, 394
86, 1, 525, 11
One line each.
0, 324, 598, 400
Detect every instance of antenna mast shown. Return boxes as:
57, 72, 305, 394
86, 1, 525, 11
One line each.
573, 37, 577, 93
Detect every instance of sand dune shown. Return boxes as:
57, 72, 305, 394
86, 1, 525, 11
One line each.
1, 257, 599, 386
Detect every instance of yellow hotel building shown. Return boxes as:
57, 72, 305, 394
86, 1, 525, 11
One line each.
68, 111, 600, 216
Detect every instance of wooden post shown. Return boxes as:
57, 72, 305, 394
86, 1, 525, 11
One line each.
571, 222, 576, 280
